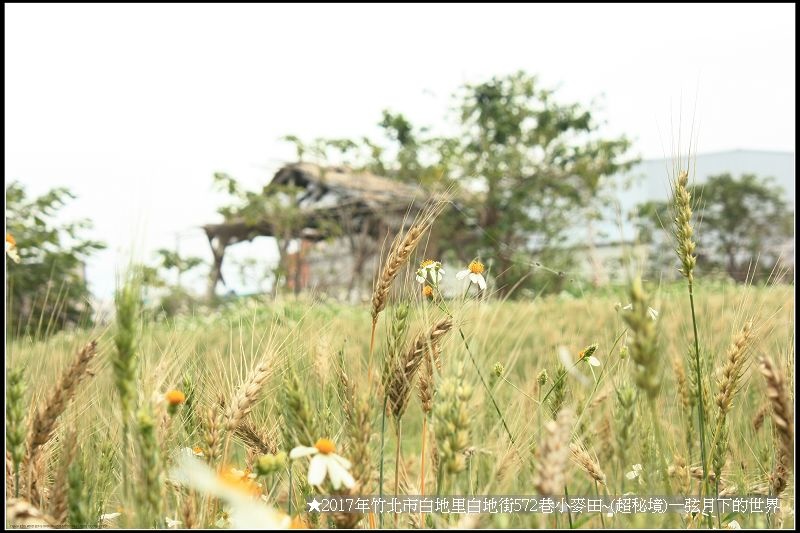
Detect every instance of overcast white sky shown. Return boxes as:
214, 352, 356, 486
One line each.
5, 3, 796, 299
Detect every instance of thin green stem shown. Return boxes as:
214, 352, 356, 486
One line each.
433, 286, 515, 444
564, 484, 574, 529
379, 394, 388, 529
288, 464, 293, 515
595, 481, 605, 529
457, 326, 515, 444
500, 376, 540, 403
537, 387, 543, 443
688, 284, 711, 529
394, 421, 402, 529
541, 361, 580, 405
648, 400, 673, 498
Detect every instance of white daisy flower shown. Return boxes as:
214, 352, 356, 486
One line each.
557, 346, 590, 386
726, 520, 741, 529
100, 512, 121, 524
289, 438, 355, 490
165, 517, 182, 529
169, 454, 291, 529
456, 260, 487, 290
625, 463, 644, 484
6, 234, 20, 264
415, 260, 444, 286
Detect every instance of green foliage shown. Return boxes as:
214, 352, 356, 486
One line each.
5, 181, 105, 337
137, 249, 206, 318
6, 366, 27, 495
634, 173, 793, 281
212, 171, 342, 293
114, 274, 142, 424
278, 72, 636, 296
155, 248, 204, 274
453, 72, 636, 294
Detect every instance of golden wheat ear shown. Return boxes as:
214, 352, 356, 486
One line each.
27, 340, 99, 467
369, 199, 447, 375
758, 355, 794, 496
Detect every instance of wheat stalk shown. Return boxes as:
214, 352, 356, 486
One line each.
234, 419, 277, 455
758, 355, 794, 495
369, 201, 445, 383
202, 404, 223, 466
226, 356, 275, 432
752, 402, 770, 432
709, 322, 754, 485
135, 409, 162, 527
534, 409, 574, 496
49, 429, 77, 525
371, 200, 445, 324
386, 317, 453, 422
6, 367, 27, 498
26, 341, 98, 468
180, 492, 197, 529
715, 322, 754, 416
570, 442, 606, 485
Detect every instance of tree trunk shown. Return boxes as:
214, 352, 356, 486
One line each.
348, 222, 373, 302
206, 235, 229, 301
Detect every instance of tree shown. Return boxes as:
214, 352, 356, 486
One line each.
279, 72, 637, 296
5, 181, 105, 337
136, 249, 206, 318
212, 172, 313, 297
633, 173, 793, 282
452, 72, 636, 294
155, 248, 204, 289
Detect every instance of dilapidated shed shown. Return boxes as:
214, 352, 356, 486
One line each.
202, 162, 427, 299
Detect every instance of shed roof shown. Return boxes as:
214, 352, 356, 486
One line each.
202, 162, 426, 245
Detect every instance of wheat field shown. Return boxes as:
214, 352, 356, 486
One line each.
5, 262, 794, 529
4, 175, 796, 531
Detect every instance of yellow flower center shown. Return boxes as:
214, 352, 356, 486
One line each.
315, 438, 336, 454
423, 285, 434, 297
469, 261, 485, 274
192, 446, 204, 455
420, 259, 436, 268
165, 389, 186, 405
6, 233, 16, 246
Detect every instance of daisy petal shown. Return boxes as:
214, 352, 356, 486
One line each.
332, 462, 356, 489
331, 453, 352, 470
456, 270, 469, 280
588, 356, 601, 367
307, 454, 327, 487
289, 446, 318, 460
327, 457, 343, 489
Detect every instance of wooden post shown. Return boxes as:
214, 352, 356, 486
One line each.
206, 233, 229, 301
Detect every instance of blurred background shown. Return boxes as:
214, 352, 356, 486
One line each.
5, 3, 794, 333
